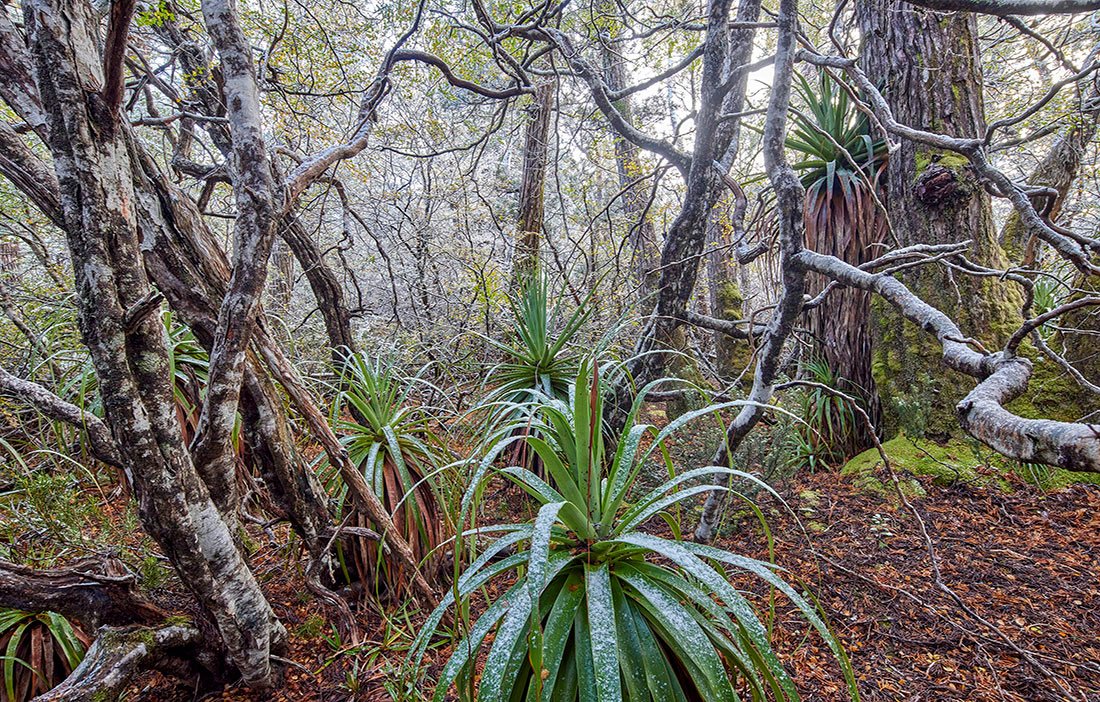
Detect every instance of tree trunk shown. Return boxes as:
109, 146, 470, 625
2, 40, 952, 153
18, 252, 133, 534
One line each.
609, 0, 762, 423
128, 130, 334, 564
270, 234, 294, 314
705, 212, 750, 378
1000, 59, 1100, 420
857, 0, 1022, 440
23, 0, 283, 684
278, 213, 358, 361
803, 183, 887, 452
513, 81, 554, 281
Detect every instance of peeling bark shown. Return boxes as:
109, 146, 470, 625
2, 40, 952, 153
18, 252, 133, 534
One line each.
191, 0, 285, 521
127, 129, 333, 562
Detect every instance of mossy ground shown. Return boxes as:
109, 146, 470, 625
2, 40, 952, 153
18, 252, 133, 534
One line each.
841, 434, 1100, 498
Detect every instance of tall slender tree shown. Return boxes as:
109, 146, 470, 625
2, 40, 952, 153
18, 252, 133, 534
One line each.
513, 81, 554, 281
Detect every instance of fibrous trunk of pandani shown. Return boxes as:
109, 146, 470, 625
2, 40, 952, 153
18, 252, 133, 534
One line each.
803, 179, 888, 454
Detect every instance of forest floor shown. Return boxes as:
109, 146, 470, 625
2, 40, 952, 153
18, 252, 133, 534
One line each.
130, 459, 1100, 702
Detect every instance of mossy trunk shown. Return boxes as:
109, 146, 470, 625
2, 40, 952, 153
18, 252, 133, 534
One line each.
858, 1, 1022, 440
712, 277, 753, 380
1060, 276, 1100, 419
666, 324, 709, 419
1001, 84, 1098, 421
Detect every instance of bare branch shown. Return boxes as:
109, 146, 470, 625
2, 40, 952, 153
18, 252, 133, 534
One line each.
902, 0, 1100, 16
798, 249, 1100, 472
100, 0, 137, 120
391, 49, 534, 99
0, 365, 122, 468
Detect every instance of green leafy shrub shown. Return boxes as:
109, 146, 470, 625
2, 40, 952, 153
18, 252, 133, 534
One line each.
413, 361, 858, 701
0, 608, 88, 701
786, 359, 859, 471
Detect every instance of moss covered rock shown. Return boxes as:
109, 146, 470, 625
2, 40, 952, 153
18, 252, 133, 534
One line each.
841, 434, 1100, 496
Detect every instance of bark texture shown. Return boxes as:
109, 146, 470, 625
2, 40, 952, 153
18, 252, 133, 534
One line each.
513, 81, 554, 280
21, 0, 283, 684
32, 624, 201, 702
0, 558, 165, 630
696, 0, 804, 542
600, 0, 761, 422
857, 0, 1021, 439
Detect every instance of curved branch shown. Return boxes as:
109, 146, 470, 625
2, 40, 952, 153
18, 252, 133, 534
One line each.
606, 45, 704, 101
958, 360, 1100, 471
1005, 296, 1100, 354
797, 249, 1100, 473
0, 365, 122, 468
390, 49, 533, 99
545, 28, 692, 176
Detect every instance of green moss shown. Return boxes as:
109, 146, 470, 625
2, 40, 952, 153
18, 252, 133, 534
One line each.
844, 434, 1007, 489
871, 230, 1022, 441
714, 280, 752, 378
1005, 344, 1090, 423
1016, 465, 1100, 491
843, 434, 1100, 497
913, 149, 970, 177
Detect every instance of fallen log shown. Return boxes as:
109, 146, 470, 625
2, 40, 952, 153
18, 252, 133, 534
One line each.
32, 624, 201, 702
0, 558, 165, 629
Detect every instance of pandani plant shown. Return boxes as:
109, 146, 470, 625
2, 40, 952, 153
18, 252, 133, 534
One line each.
0, 608, 88, 702
787, 70, 888, 256
786, 358, 859, 472
324, 352, 453, 596
787, 69, 888, 455
480, 273, 595, 472
412, 360, 859, 701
